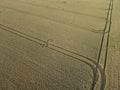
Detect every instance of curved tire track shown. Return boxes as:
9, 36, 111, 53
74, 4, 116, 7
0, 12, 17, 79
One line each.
0, 24, 104, 89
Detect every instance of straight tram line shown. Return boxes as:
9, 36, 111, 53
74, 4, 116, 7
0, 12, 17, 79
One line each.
91, 0, 114, 90
0, 4, 107, 34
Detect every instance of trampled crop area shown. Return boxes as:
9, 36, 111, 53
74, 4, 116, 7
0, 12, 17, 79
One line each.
0, 0, 117, 90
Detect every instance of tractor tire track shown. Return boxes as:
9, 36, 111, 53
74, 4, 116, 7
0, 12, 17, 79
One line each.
0, 23, 104, 90
91, 0, 114, 90
0, 41, 95, 90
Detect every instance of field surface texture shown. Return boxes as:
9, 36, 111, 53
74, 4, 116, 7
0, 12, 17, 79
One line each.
0, 0, 119, 90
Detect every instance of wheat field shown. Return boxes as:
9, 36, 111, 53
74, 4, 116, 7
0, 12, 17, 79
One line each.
0, 0, 119, 90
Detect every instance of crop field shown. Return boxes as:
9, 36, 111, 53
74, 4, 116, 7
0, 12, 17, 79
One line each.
0, 0, 119, 90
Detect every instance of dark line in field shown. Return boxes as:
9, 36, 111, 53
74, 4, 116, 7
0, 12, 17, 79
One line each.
0, 5, 106, 34
0, 23, 105, 90
91, 0, 114, 90
49, 47, 104, 89
0, 23, 97, 69
103, 0, 114, 71
101, 0, 114, 89
0, 23, 96, 62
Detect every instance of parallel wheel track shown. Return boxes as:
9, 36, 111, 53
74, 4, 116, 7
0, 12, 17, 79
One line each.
0, 23, 103, 90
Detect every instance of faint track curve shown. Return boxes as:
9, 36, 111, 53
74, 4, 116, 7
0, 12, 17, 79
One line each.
4, 0, 106, 20
0, 5, 106, 34
0, 23, 104, 89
